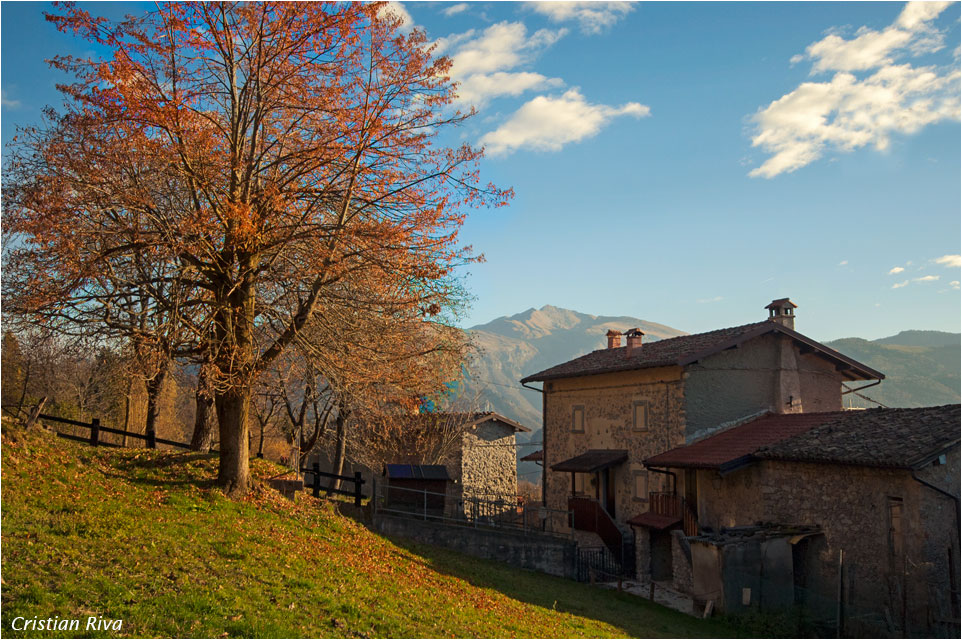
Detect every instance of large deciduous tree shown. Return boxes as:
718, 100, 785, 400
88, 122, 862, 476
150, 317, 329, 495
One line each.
2, 2, 508, 495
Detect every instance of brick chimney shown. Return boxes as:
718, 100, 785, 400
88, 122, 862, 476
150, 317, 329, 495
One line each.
606, 329, 622, 349
625, 328, 644, 355
765, 298, 797, 331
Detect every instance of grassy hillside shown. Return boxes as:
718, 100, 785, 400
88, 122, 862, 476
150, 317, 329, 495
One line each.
0, 422, 731, 638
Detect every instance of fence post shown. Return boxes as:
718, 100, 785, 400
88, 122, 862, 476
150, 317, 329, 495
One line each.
146, 428, 156, 449
372, 476, 377, 518
354, 471, 362, 507
423, 489, 427, 521
312, 463, 321, 498
90, 418, 100, 447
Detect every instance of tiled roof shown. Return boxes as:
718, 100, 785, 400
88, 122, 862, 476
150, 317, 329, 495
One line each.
645, 412, 848, 473
520, 320, 883, 383
400, 411, 530, 433
646, 405, 961, 473
756, 405, 960, 469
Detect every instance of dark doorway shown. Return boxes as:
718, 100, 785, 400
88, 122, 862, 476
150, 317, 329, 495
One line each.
685, 469, 698, 514
599, 469, 616, 518
650, 529, 673, 581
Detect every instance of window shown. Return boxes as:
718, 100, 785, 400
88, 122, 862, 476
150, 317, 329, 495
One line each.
632, 401, 649, 432
571, 405, 585, 433
888, 497, 903, 557
633, 470, 648, 501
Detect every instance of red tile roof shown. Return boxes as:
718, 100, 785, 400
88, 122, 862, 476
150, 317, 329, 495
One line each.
646, 405, 961, 473
645, 411, 850, 473
520, 321, 883, 383
756, 405, 960, 469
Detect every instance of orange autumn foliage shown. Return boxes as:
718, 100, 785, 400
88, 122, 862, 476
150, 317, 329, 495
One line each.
2, 2, 510, 496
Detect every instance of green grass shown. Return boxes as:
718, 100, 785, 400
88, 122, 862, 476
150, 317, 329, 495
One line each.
1, 421, 732, 638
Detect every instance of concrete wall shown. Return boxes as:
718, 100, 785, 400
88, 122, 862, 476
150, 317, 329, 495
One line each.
684, 334, 843, 441
542, 366, 686, 528
374, 514, 578, 580
671, 530, 694, 594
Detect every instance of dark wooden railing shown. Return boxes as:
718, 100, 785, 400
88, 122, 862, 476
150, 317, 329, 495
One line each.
649, 491, 699, 537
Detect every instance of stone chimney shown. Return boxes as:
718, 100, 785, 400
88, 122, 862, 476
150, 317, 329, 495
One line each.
765, 298, 797, 331
606, 329, 622, 349
625, 328, 644, 355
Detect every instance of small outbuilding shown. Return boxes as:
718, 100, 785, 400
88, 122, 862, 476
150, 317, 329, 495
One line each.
383, 464, 451, 516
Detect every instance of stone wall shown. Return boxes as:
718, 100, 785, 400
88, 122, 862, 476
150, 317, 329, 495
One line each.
671, 530, 694, 594
461, 419, 518, 505
543, 366, 686, 528
374, 514, 578, 580
694, 453, 961, 636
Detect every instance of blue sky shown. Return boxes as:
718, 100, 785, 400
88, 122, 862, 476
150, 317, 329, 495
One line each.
2, 1, 960, 341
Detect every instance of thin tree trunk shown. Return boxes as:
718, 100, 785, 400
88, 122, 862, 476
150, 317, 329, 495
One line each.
190, 363, 216, 452
144, 366, 168, 447
122, 378, 132, 447
330, 408, 347, 492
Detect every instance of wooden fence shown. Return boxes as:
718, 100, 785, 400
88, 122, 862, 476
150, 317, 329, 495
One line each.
39, 413, 194, 450
300, 462, 366, 506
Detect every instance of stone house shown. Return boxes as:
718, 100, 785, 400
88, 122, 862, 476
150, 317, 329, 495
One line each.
441, 412, 530, 514
645, 404, 960, 637
519, 298, 883, 567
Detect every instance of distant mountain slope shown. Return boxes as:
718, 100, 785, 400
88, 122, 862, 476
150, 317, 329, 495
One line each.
463, 305, 686, 429
826, 333, 960, 408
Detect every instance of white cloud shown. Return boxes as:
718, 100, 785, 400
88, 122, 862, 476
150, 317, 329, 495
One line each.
479, 88, 649, 155
528, 2, 634, 35
447, 22, 565, 78
895, 274, 941, 288
1, 89, 20, 109
839, 260, 848, 266
889, 266, 905, 274
442, 3, 469, 17
951, 280, 961, 289
934, 254, 961, 268
697, 296, 724, 304
436, 22, 568, 108
456, 72, 564, 108
749, 2, 959, 178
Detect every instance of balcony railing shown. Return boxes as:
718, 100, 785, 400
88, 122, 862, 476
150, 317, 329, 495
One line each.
648, 491, 699, 537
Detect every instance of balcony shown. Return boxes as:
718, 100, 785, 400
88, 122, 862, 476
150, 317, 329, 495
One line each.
648, 491, 699, 537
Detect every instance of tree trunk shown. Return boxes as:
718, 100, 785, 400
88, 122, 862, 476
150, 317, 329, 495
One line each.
330, 409, 347, 492
215, 385, 251, 497
144, 366, 168, 447
122, 378, 132, 447
190, 364, 216, 452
